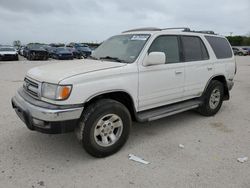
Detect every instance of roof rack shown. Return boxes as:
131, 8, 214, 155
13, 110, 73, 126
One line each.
161, 27, 191, 31
122, 27, 216, 35
122, 27, 161, 33
185, 30, 216, 35
122, 27, 191, 33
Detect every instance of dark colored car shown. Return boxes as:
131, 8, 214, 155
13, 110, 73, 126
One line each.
44, 45, 57, 58
0, 46, 18, 61
24, 44, 49, 60
67, 47, 82, 59
51, 47, 74, 60
67, 43, 92, 58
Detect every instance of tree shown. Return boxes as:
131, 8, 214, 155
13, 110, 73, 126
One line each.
13, 40, 21, 47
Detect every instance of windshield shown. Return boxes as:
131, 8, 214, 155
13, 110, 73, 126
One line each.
75, 44, 89, 47
57, 47, 70, 52
92, 34, 150, 63
0, 47, 15, 52
78, 47, 91, 51
28, 44, 45, 50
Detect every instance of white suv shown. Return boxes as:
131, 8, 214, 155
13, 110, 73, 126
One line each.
12, 27, 236, 157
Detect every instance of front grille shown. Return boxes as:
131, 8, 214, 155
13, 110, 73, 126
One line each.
61, 54, 72, 58
23, 78, 40, 98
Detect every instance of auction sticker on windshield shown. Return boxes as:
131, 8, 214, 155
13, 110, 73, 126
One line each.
131, 35, 149, 41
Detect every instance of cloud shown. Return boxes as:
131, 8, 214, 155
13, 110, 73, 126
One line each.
0, 0, 249, 45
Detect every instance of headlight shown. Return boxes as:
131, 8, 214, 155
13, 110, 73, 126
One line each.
42, 83, 72, 100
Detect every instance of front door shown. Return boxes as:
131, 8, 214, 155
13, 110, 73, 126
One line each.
138, 35, 185, 111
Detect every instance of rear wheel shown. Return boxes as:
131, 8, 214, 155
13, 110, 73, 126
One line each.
197, 80, 224, 116
76, 99, 131, 157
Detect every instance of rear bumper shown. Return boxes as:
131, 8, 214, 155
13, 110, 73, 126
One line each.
227, 80, 234, 91
11, 89, 84, 134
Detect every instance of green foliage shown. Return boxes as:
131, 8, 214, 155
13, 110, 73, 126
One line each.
226, 36, 250, 46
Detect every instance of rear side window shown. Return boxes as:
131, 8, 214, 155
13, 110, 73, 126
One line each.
205, 36, 232, 59
182, 36, 209, 62
148, 35, 180, 63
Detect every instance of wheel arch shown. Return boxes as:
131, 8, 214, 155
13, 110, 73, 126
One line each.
84, 90, 137, 121
203, 74, 229, 100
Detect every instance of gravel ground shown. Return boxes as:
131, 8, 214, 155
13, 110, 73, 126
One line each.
0, 57, 249, 188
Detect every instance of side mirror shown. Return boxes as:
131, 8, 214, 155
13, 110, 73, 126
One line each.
144, 52, 166, 66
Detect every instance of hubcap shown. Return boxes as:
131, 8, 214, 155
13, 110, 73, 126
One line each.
209, 88, 221, 109
94, 114, 123, 147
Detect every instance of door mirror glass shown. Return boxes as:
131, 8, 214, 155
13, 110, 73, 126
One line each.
144, 52, 166, 66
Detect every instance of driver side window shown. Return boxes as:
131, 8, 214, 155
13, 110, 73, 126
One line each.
148, 35, 180, 63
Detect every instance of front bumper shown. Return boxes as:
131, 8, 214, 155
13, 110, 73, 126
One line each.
0, 54, 18, 61
11, 88, 84, 134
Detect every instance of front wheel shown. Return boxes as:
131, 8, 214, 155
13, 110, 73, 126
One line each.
197, 80, 224, 116
76, 99, 131, 158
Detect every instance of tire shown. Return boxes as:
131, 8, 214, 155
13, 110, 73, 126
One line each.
75, 99, 131, 158
197, 80, 224, 116
27, 54, 32, 60
239, 52, 243, 56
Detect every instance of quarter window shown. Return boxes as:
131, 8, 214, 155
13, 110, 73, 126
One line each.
205, 36, 233, 59
148, 36, 180, 63
182, 36, 209, 62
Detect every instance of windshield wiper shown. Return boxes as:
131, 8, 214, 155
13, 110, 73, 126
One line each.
99, 56, 127, 63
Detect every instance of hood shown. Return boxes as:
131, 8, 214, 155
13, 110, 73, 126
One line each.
27, 59, 126, 83
0, 51, 17, 55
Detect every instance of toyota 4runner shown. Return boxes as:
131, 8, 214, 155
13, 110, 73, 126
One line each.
12, 27, 236, 157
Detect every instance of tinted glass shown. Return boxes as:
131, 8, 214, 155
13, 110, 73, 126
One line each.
205, 36, 232, 59
182, 36, 209, 62
148, 36, 180, 63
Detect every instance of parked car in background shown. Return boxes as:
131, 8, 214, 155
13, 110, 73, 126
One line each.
18, 46, 25, 56
67, 47, 82, 59
44, 45, 57, 58
0, 46, 18, 61
51, 47, 74, 60
242, 47, 250, 55
24, 44, 49, 60
67, 43, 92, 58
232, 47, 248, 56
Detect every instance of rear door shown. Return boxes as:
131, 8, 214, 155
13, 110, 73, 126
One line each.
181, 35, 213, 99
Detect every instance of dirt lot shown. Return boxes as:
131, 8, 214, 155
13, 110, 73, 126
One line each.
0, 57, 249, 188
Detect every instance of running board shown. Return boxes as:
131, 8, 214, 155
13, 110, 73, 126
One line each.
137, 99, 202, 122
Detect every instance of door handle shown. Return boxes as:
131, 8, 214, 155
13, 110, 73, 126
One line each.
207, 67, 213, 71
175, 71, 183, 75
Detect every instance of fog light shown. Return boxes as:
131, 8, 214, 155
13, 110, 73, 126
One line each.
33, 118, 51, 129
